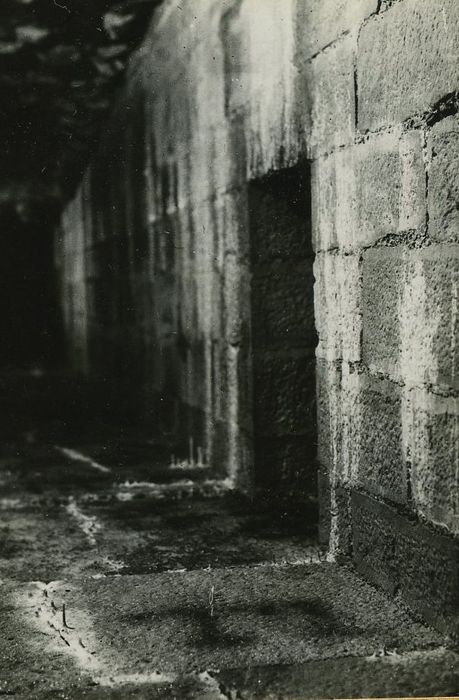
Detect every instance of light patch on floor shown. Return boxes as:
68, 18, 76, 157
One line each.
17, 581, 103, 678
98, 671, 177, 687
16, 581, 177, 688
14, 581, 221, 693
366, 646, 450, 665
247, 552, 327, 569
196, 671, 231, 700
55, 446, 111, 473
65, 497, 102, 546
102, 555, 126, 573
116, 476, 235, 501
0, 498, 24, 510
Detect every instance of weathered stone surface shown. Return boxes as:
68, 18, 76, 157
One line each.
55, 0, 459, 624
315, 359, 342, 474
353, 491, 400, 595
358, 0, 459, 131
36, 562, 446, 675
317, 466, 331, 546
248, 166, 317, 497
362, 246, 403, 377
314, 253, 361, 362
312, 129, 425, 252
362, 245, 459, 391
406, 388, 459, 535
296, 0, 378, 60
352, 490, 459, 637
399, 130, 427, 231
241, 0, 306, 177
356, 375, 407, 505
305, 33, 356, 156
428, 115, 459, 243
215, 648, 459, 700
413, 245, 459, 389
315, 360, 361, 558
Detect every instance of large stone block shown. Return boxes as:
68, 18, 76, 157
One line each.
404, 388, 459, 535
362, 246, 403, 377
356, 374, 407, 505
316, 360, 361, 484
428, 115, 459, 244
311, 153, 338, 252
316, 361, 361, 558
352, 491, 400, 595
399, 130, 427, 232
312, 130, 425, 252
314, 252, 362, 362
358, 0, 459, 131
363, 245, 459, 391
305, 34, 356, 157
401, 246, 459, 391
352, 491, 459, 638
296, 0, 378, 60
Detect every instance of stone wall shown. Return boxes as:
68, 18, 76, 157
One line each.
249, 166, 317, 497
309, 0, 459, 636
58, 0, 459, 633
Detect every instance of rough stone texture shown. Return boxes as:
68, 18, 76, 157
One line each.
239, 0, 306, 177
4, 562, 457, 699
407, 388, 459, 535
251, 263, 315, 347
0, 438, 322, 582
356, 375, 406, 505
317, 359, 407, 509
252, 352, 315, 437
305, 33, 356, 157
362, 244, 459, 391
413, 245, 459, 391
352, 491, 459, 638
311, 129, 426, 252
428, 114, 459, 243
57, 0, 459, 636
317, 465, 331, 546
249, 167, 317, 498
315, 360, 360, 559
358, 0, 459, 131
215, 648, 459, 700
314, 253, 361, 362
1, 424, 457, 699
296, 0, 378, 61
10, 564, 446, 677
362, 246, 403, 378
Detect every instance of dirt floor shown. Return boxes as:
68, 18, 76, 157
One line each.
1, 436, 458, 699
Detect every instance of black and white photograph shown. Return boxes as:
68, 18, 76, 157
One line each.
0, 1, 458, 698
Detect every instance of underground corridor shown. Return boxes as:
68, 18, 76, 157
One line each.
1, 1, 459, 699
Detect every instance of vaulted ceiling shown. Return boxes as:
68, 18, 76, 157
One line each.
0, 0, 161, 221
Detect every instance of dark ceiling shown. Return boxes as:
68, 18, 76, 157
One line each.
0, 0, 161, 221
